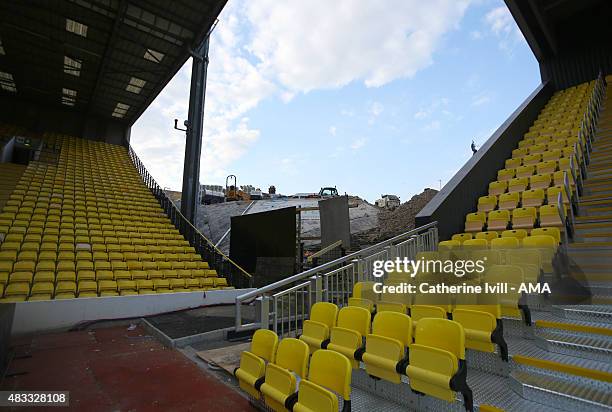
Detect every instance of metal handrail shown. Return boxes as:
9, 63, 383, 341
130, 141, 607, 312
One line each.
127, 145, 254, 288
235, 221, 438, 329
307, 239, 343, 262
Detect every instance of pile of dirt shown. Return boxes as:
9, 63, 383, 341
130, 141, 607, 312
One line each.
352, 188, 438, 248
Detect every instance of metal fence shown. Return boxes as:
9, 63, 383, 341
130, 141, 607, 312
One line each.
127, 145, 253, 289
235, 222, 438, 337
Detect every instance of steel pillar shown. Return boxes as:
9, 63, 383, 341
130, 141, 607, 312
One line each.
180, 36, 210, 225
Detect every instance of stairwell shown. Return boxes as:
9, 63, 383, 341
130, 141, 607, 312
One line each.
569, 79, 612, 302
0, 162, 26, 212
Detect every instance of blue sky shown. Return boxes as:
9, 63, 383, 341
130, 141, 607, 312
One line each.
131, 0, 540, 203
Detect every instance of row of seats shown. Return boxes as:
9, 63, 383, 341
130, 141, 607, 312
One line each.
0, 133, 230, 301
236, 330, 352, 412
2, 277, 228, 301
478, 186, 569, 212
465, 207, 563, 232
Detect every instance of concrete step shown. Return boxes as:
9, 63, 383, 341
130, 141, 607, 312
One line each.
582, 186, 612, 197
575, 214, 612, 224
577, 205, 612, 216
553, 305, 612, 325
574, 223, 612, 234
535, 329, 612, 362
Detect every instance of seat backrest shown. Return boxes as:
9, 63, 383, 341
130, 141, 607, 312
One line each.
275, 338, 309, 378
485, 264, 524, 285
251, 329, 279, 363
308, 350, 351, 400
372, 311, 412, 347
336, 306, 370, 336
462, 239, 488, 249
353, 281, 375, 299
490, 237, 519, 249
310, 302, 338, 329
531, 228, 560, 244
501, 229, 527, 240
523, 235, 557, 249
475, 231, 499, 241
414, 318, 465, 360
438, 240, 460, 250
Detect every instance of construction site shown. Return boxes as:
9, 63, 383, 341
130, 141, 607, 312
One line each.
0, 1, 611, 411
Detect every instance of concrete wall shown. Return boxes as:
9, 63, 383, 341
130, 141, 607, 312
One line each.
10, 288, 254, 336
416, 82, 554, 240
0, 95, 130, 146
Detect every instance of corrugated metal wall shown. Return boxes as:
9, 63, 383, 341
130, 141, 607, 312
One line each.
541, 46, 612, 90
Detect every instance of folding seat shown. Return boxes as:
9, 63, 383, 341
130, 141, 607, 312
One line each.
199, 278, 214, 289
515, 165, 535, 179
531, 227, 561, 244
137, 279, 155, 294
511, 147, 528, 158
405, 318, 472, 409
326, 306, 371, 368
55, 281, 77, 299
452, 303, 507, 360
111, 261, 128, 271
33, 271, 55, 284
504, 158, 522, 169
147, 269, 164, 280
477, 195, 497, 213
234, 329, 279, 399
170, 261, 185, 270
76, 261, 94, 272
512, 207, 538, 229
153, 279, 171, 293
542, 149, 562, 162
521, 189, 545, 208
506, 249, 542, 282
484, 265, 527, 321
497, 192, 519, 210
3, 283, 29, 302
215, 278, 231, 289
497, 168, 515, 182
490, 237, 520, 250
474, 231, 498, 243
522, 153, 542, 166
175, 269, 191, 279
118, 280, 138, 296
29, 282, 54, 300
438, 240, 460, 251
260, 338, 310, 412
461, 239, 488, 250
10, 272, 34, 286
507, 177, 528, 193
487, 210, 510, 232
182, 261, 197, 270
196, 261, 210, 269
464, 212, 487, 233
57, 260, 75, 272
99, 280, 119, 296
451, 233, 473, 244
558, 157, 571, 172
547, 185, 570, 206
536, 160, 557, 174
168, 278, 185, 291
361, 311, 412, 383
185, 278, 201, 290
501, 229, 528, 243
78, 280, 98, 297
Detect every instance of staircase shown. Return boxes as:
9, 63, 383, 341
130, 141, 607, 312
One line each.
0, 162, 26, 212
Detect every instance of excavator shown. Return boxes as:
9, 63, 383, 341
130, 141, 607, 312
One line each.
225, 175, 251, 202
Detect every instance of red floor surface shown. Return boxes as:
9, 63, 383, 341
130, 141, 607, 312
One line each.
1, 325, 254, 411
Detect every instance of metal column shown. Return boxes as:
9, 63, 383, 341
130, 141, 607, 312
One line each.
180, 36, 210, 225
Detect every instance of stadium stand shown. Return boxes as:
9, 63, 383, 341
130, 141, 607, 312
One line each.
0, 134, 231, 301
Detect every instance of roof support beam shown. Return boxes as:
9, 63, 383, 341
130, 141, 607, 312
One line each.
180, 35, 210, 225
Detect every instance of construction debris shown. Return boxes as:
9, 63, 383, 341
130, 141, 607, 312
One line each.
352, 188, 438, 248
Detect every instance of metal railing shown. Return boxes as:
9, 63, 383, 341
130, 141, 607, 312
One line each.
127, 145, 254, 289
235, 221, 438, 336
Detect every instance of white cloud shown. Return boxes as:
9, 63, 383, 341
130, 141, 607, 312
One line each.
414, 110, 429, 119
350, 137, 367, 150
471, 93, 491, 106
414, 96, 450, 119
484, 6, 524, 53
131, 0, 474, 189
246, 0, 472, 93
470, 30, 483, 40
329, 126, 337, 136
369, 101, 384, 117
422, 120, 441, 131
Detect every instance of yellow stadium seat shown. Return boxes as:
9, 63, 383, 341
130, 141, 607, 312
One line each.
490, 237, 519, 249
505, 249, 542, 282
505, 158, 522, 169
512, 147, 528, 158
536, 160, 557, 174
542, 149, 562, 162
474, 231, 498, 242
451, 233, 473, 244
521, 188, 545, 207
547, 185, 570, 205
531, 227, 561, 244
512, 207, 537, 230
501, 229, 528, 243
539, 204, 564, 229
452, 304, 507, 360
497, 168, 515, 181
362, 311, 412, 383
462, 239, 488, 250
529, 143, 547, 154
293, 350, 351, 412
522, 153, 541, 166
465, 212, 487, 233
235, 329, 279, 399
477, 196, 497, 213
299, 302, 338, 353
488, 180, 507, 196
508, 177, 529, 193
487, 210, 510, 232
485, 265, 528, 322
406, 318, 472, 409
326, 306, 371, 368
260, 338, 309, 412
515, 165, 535, 178
498, 192, 519, 210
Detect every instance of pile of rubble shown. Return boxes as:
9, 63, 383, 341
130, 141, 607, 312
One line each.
352, 188, 438, 248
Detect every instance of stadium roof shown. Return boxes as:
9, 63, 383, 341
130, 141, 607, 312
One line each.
0, 0, 227, 126
506, 0, 611, 62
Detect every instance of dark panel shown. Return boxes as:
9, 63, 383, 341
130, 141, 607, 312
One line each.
540, 46, 612, 89
230, 207, 296, 286
415, 82, 554, 241
319, 196, 351, 248
0, 304, 15, 378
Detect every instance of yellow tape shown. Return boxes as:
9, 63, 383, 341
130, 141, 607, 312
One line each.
536, 320, 612, 337
513, 355, 612, 383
